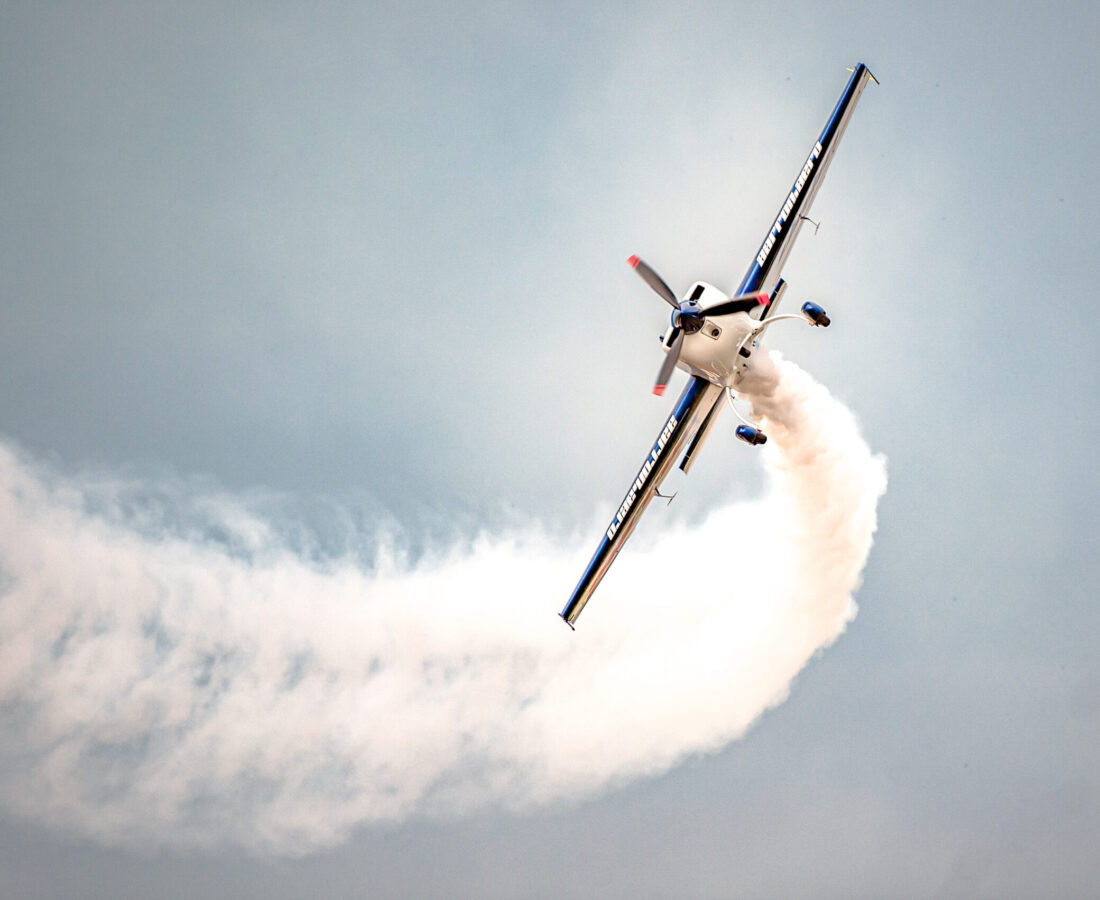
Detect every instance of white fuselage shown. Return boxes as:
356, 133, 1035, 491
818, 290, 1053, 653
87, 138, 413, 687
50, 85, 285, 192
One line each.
662, 281, 759, 388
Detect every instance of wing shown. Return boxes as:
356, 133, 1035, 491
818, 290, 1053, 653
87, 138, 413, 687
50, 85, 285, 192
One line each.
560, 376, 724, 628
735, 62, 877, 316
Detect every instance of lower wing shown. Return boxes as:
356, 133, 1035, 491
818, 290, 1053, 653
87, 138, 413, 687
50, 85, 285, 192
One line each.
560, 376, 723, 628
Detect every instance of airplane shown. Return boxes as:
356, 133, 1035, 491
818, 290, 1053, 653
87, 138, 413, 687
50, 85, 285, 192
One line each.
560, 63, 877, 629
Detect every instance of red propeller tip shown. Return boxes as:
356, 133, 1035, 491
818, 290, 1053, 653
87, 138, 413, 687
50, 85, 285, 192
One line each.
628, 254, 640, 268
653, 385, 666, 396
757, 292, 770, 305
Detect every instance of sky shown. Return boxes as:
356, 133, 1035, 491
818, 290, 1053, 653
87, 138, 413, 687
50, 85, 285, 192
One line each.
1, 1, 1098, 898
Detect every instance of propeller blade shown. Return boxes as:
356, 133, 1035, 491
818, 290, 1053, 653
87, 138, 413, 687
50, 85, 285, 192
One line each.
702, 291, 770, 318
628, 255, 678, 308
653, 330, 683, 396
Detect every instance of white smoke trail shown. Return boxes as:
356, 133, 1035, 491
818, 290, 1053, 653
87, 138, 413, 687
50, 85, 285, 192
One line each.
0, 355, 885, 854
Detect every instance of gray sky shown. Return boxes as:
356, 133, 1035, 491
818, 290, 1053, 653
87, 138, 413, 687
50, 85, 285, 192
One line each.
1, 1, 1098, 898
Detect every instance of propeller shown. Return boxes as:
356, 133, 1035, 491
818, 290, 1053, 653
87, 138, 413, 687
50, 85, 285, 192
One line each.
629, 255, 693, 394
628, 255, 771, 395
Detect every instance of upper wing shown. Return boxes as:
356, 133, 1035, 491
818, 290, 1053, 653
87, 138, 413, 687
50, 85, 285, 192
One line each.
560, 376, 724, 628
734, 62, 877, 315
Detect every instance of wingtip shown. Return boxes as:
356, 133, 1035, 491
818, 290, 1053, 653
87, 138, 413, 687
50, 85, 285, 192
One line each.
849, 62, 879, 85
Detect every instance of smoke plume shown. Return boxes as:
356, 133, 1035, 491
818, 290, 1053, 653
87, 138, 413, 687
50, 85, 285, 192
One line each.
0, 354, 885, 854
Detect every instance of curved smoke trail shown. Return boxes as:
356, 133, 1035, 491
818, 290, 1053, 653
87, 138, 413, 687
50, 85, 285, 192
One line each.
0, 354, 885, 854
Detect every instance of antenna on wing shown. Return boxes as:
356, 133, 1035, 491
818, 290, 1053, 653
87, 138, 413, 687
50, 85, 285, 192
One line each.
653, 488, 677, 505
798, 215, 821, 234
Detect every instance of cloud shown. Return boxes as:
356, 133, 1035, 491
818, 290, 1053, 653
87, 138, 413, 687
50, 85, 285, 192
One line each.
0, 355, 885, 855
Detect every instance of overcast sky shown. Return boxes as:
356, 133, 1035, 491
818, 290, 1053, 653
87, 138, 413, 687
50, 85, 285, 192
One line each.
1, 1, 1098, 898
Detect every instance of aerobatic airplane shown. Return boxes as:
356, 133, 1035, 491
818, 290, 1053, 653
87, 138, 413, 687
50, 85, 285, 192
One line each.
560, 63, 877, 629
